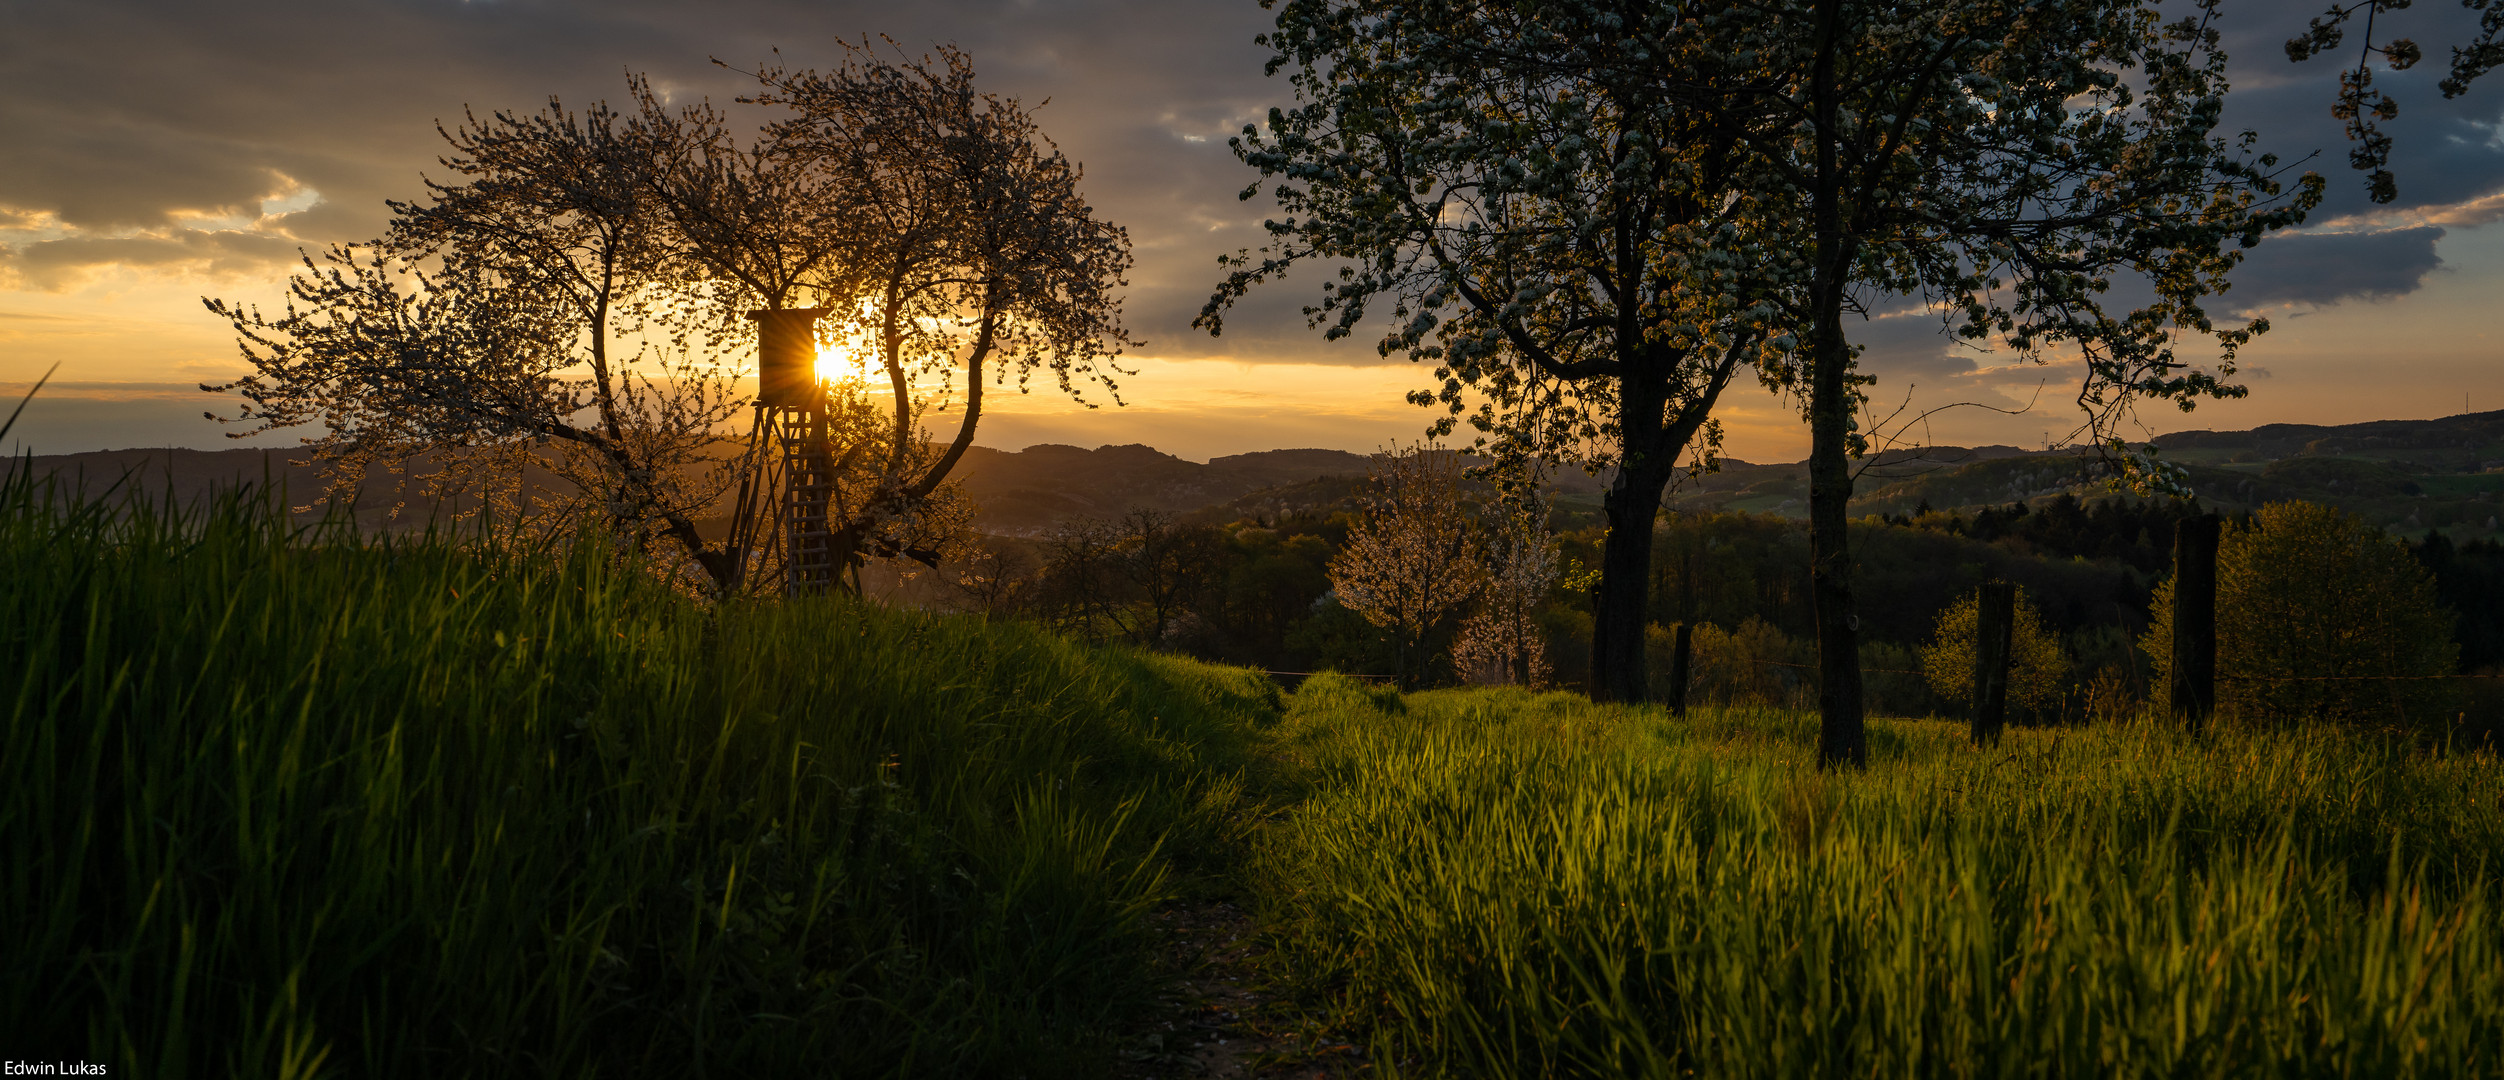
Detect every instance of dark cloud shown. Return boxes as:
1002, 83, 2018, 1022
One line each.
0, 0, 1306, 339
2220, 0, 2504, 218
1851, 309, 1981, 382
0, 108, 302, 233
0, 229, 305, 290
2226, 226, 2447, 307
1844, 308, 2055, 416
5, 0, 2497, 345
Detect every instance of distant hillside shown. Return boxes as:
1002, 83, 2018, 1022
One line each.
2151, 412, 2504, 463
1, 441, 1394, 538
20, 409, 2502, 543
1589, 445, 2029, 519
2, 446, 517, 531
1640, 412, 2504, 544
950, 444, 1380, 535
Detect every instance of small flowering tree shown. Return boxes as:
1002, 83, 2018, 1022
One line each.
1454, 494, 1557, 689
1328, 446, 1484, 689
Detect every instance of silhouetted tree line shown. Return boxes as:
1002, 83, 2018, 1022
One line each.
1643, 502, 2162, 658
2413, 532, 2504, 672
1882, 493, 2218, 576
939, 509, 1368, 674
921, 489, 2500, 726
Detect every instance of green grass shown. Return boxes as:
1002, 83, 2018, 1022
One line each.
0, 467, 1277, 1077
2417, 471, 2504, 499
1251, 676, 2504, 1078
13, 455, 2504, 1079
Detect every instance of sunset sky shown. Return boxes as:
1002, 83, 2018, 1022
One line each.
3, 0, 2499, 463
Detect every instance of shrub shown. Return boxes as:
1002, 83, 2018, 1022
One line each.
2145, 501, 2458, 728
1920, 583, 2068, 717
1689, 617, 1812, 707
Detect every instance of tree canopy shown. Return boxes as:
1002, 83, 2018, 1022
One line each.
208, 44, 1135, 594
1201, 0, 1797, 702
208, 99, 744, 585
1596, 0, 2318, 764
736, 45, 1139, 583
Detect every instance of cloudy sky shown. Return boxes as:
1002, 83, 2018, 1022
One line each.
2, 0, 2499, 462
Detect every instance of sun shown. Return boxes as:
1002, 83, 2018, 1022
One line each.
815, 342, 871, 385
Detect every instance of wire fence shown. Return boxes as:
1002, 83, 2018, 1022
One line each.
1263, 661, 2502, 689
1264, 670, 1395, 683
1742, 657, 1927, 678
2217, 672, 2504, 681
1733, 657, 2503, 682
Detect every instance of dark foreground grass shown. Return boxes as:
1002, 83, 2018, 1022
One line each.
0, 469, 1278, 1077
1254, 676, 2504, 1078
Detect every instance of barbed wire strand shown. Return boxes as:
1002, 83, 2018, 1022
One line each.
1735, 657, 2500, 681
1264, 662, 2501, 687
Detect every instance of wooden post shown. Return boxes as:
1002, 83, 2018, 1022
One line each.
2170, 514, 2220, 731
1667, 622, 1693, 717
1970, 581, 2016, 745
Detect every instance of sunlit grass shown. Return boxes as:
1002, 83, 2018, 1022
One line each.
1252, 677, 2504, 1078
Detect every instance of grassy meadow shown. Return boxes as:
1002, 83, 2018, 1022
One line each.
1255, 678, 2503, 1078
0, 469, 1274, 1077
7, 467, 2502, 1077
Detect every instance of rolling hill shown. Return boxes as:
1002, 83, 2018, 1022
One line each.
14, 409, 2502, 542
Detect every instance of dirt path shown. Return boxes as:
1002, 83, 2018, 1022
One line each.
1115, 900, 1369, 1079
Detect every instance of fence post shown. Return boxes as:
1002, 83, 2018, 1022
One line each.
2170, 514, 2220, 732
1668, 622, 1693, 717
1971, 581, 2016, 745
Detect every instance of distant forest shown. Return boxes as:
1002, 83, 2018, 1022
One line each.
912, 489, 2504, 723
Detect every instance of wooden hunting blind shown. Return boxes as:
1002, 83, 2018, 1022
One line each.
750, 308, 835, 407
726, 308, 843, 595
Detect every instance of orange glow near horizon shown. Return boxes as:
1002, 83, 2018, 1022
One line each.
3, 227, 2502, 461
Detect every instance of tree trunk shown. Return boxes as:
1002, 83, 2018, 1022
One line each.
825, 524, 863, 598
1394, 623, 1410, 691
1590, 460, 1673, 702
2170, 514, 2220, 732
1808, 0, 1869, 768
659, 511, 738, 593
1667, 621, 1693, 717
1806, 336, 1867, 768
1970, 581, 2016, 745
